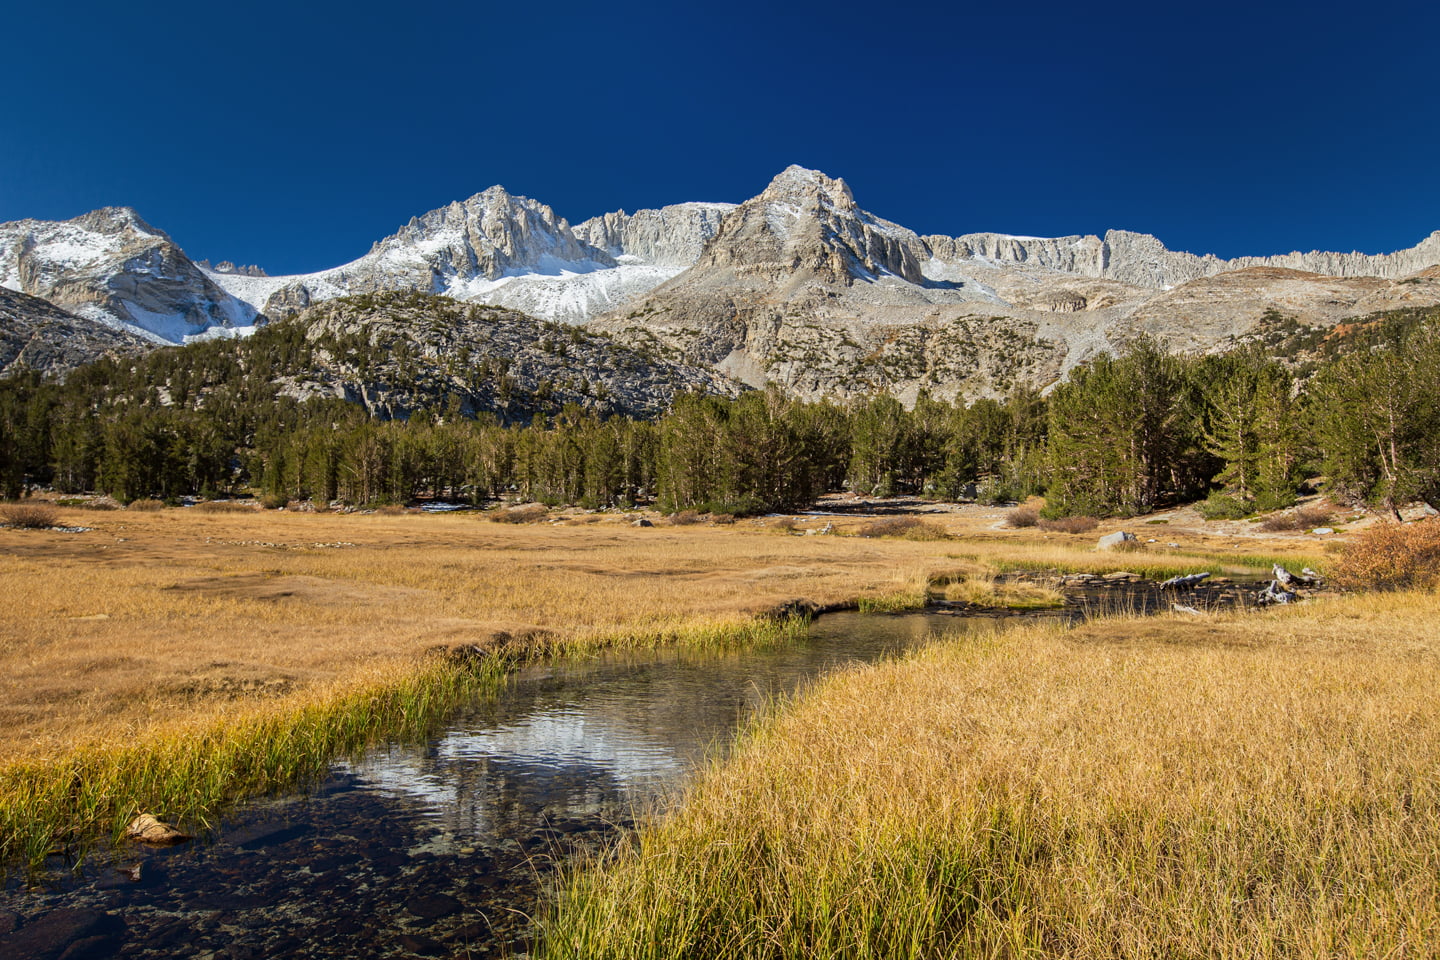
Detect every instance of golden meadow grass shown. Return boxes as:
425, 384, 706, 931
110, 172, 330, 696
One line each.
541, 591, 1440, 959
0, 503, 1325, 878
0, 505, 985, 871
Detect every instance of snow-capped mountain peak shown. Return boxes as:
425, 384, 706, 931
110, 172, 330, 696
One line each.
0, 206, 257, 342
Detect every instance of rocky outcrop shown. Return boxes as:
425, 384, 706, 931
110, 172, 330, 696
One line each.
197, 260, 268, 277
0, 286, 152, 377
271, 293, 744, 421
574, 202, 734, 267
0, 207, 259, 342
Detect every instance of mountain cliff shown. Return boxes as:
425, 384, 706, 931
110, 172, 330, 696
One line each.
0, 286, 152, 377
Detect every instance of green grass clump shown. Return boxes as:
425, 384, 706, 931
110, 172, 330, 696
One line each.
579, 616, 812, 653
857, 591, 928, 612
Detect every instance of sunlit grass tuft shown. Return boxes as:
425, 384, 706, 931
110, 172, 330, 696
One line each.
940, 574, 1065, 609
0, 657, 507, 875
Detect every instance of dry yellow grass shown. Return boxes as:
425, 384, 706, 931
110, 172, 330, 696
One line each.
543, 591, 1440, 959
0, 503, 1333, 878
0, 506, 985, 758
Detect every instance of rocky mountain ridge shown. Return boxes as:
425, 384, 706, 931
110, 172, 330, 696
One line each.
588, 167, 1440, 401
3, 166, 1439, 400
206, 191, 735, 327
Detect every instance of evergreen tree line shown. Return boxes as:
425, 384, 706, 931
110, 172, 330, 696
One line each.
2, 318, 1438, 518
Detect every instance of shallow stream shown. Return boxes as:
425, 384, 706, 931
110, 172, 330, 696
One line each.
0, 577, 1254, 959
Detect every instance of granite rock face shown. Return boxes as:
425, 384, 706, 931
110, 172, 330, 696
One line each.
688, 166, 929, 285
0, 286, 153, 377
573, 202, 733, 268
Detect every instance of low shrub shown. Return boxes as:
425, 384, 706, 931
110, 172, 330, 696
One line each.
1037, 515, 1098, 534
195, 501, 258, 513
1196, 492, 1251, 520
668, 510, 703, 526
375, 504, 407, 516
855, 517, 949, 541
489, 503, 550, 524
126, 499, 165, 512
1005, 508, 1039, 529
1, 503, 59, 529
709, 513, 736, 525
771, 517, 799, 533
1330, 520, 1440, 591
1258, 506, 1333, 532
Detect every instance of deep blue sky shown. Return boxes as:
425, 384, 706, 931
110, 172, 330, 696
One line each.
4, 1, 1438, 275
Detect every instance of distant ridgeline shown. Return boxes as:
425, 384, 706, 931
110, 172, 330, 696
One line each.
0, 293, 1437, 520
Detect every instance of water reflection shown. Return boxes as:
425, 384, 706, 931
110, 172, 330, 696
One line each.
0, 611, 995, 958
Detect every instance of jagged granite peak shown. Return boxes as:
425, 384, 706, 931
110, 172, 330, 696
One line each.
0, 286, 152, 377
358, 185, 612, 282
592, 167, 1440, 402
0, 207, 259, 343
73, 205, 170, 240
197, 259, 268, 277
692, 165, 928, 285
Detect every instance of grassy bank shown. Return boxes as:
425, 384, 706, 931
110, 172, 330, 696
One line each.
541, 591, 1440, 959
0, 614, 812, 876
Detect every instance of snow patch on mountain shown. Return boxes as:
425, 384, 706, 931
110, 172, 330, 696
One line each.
208, 195, 736, 326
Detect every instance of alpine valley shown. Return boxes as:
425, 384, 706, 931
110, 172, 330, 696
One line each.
3, 165, 1439, 403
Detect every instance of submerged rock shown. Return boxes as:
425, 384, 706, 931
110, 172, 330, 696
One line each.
0, 907, 125, 960
125, 814, 190, 845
